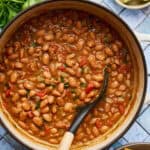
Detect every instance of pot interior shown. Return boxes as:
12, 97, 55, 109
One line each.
0, 1, 146, 150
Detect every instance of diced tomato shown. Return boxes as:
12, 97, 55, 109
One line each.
119, 64, 130, 74
85, 83, 94, 94
3, 102, 8, 109
58, 65, 66, 71
51, 44, 59, 52
79, 57, 87, 67
119, 104, 125, 114
44, 126, 51, 135
66, 90, 72, 97
36, 90, 46, 98
95, 119, 102, 128
28, 111, 34, 118
106, 119, 113, 127
42, 66, 49, 72
5, 89, 11, 97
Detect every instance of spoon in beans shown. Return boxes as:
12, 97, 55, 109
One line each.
58, 67, 109, 150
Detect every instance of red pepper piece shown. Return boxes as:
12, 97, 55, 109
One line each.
42, 66, 49, 72
51, 44, 59, 52
3, 102, 8, 109
85, 83, 94, 94
79, 58, 87, 67
95, 119, 102, 128
119, 105, 125, 114
44, 126, 51, 135
106, 119, 113, 127
5, 89, 11, 97
36, 90, 46, 98
58, 65, 66, 71
119, 64, 130, 74
28, 111, 34, 118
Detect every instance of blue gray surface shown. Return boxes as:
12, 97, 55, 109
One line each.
0, 0, 150, 149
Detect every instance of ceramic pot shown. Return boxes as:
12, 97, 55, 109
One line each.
0, 1, 148, 150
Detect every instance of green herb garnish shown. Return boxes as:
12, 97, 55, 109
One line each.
71, 88, 76, 93
31, 42, 39, 47
81, 67, 84, 74
122, 49, 128, 64
5, 83, 10, 88
64, 82, 69, 89
35, 101, 41, 109
80, 82, 87, 87
73, 95, 79, 100
103, 36, 110, 44
26, 89, 30, 96
64, 63, 69, 67
37, 76, 45, 82
60, 76, 64, 83
50, 84, 56, 88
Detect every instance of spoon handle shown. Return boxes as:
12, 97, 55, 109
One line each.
58, 68, 109, 150
58, 131, 74, 150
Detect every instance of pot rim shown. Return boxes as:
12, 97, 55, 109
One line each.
0, 0, 147, 149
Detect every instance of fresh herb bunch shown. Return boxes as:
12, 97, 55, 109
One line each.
0, 0, 42, 28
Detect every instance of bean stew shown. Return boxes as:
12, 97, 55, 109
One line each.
0, 10, 133, 145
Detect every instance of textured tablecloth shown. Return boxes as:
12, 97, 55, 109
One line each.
0, 0, 150, 149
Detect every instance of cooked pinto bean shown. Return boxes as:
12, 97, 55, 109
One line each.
0, 73, 5, 83
33, 117, 43, 127
12, 93, 20, 102
43, 114, 52, 122
10, 71, 18, 83
42, 53, 50, 65
64, 103, 74, 112
18, 89, 27, 96
41, 106, 49, 113
92, 74, 103, 82
15, 62, 23, 69
30, 123, 39, 132
52, 90, 61, 96
100, 125, 109, 133
29, 90, 36, 97
57, 83, 64, 94
19, 111, 27, 121
104, 47, 113, 56
47, 95, 55, 104
111, 81, 119, 88
44, 32, 54, 41
42, 43, 49, 51
43, 71, 51, 78
68, 77, 77, 87
18, 121, 28, 129
92, 127, 99, 137
24, 82, 34, 90
51, 105, 57, 114
51, 128, 58, 134
40, 99, 48, 108
66, 59, 75, 67
22, 101, 31, 111
77, 39, 85, 50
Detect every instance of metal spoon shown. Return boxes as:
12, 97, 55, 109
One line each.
58, 67, 109, 150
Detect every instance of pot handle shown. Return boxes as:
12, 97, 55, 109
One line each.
135, 32, 150, 42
